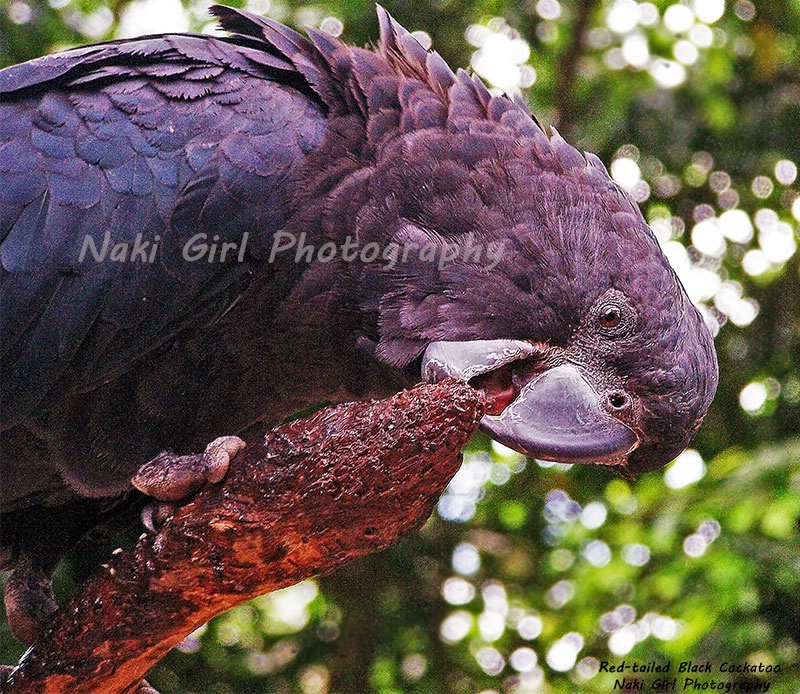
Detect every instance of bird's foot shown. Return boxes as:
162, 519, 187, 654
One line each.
132, 436, 245, 531
3, 556, 58, 645
132, 436, 245, 502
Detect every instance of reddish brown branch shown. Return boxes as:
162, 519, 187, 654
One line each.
2, 380, 483, 693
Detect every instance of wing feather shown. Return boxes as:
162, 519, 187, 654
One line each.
0, 28, 327, 428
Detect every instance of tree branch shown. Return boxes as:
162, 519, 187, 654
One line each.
554, 0, 600, 138
2, 380, 484, 693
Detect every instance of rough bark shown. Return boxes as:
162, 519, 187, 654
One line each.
1, 379, 483, 693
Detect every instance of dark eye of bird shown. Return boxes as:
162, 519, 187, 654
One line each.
599, 305, 622, 329
608, 392, 629, 410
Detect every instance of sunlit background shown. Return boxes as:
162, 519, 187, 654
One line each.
1, 1, 798, 692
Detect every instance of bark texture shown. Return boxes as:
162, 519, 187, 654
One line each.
2, 379, 483, 693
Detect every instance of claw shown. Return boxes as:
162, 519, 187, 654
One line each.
140, 501, 177, 533
202, 436, 246, 484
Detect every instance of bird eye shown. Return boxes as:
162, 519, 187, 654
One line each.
592, 292, 635, 338
598, 305, 622, 329
608, 392, 629, 410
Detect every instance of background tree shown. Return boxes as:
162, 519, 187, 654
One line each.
1, 0, 798, 692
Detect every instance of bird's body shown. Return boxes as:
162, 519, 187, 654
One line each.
1, 5, 717, 644
0, 14, 394, 510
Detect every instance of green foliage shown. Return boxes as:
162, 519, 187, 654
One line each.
1, 0, 798, 691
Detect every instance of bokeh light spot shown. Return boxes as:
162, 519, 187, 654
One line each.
752, 176, 774, 199
664, 4, 695, 33
607, 0, 639, 34
665, 449, 706, 488
320, 16, 343, 37
693, 0, 725, 24
622, 543, 651, 566
452, 542, 481, 575
774, 160, 798, 185
608, 625, 637, 655
442, 577, 476, 605
7, 1, 33, 24
611, 157, 642, 189
545, 633, 583, 672
582, 539, 612, 567
683, 534, 707, 557
739, 381, 768, 414
518, 614, 544, 640
580, 501, 608, 529
650, 58, 687, 88
440, 610, 473, 643
576, 656, 601, 679
475, 646, 506, 675
510, 646, 539, 672
545, 579, 574, 608
719, 209, 753, 243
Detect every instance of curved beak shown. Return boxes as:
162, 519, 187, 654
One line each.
480, 363, 637, 463
422, 340, 638, 464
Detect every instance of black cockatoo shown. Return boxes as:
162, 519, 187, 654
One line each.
0, 6, 717, 643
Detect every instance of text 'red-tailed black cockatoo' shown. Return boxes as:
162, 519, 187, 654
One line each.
0, 6, 718, 643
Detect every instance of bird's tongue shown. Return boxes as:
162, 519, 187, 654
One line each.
421, 340, 638, 464
469, 366, 518, 415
